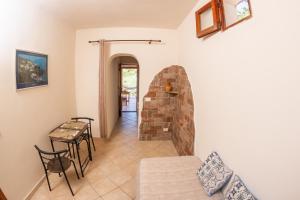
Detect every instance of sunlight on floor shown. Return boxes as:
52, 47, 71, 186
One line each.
30, 113, 178, 200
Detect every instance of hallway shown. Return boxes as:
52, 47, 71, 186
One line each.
31, 113, 178, 200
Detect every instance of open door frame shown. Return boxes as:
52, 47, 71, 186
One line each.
119, 63, 139, 116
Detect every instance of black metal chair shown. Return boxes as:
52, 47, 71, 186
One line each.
71, 117, 96, 151
34, 145, 80, 196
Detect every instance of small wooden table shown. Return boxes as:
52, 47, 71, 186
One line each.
49, 121, 92, 177
121, 90, 130, 105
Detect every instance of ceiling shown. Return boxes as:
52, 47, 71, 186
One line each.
36, 0, 198, 29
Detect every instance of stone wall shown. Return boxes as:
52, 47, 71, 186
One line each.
139, 65, 195, 155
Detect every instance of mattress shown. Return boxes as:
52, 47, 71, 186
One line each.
137, 156, 223, 200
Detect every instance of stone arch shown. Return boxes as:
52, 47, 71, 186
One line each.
108, 53, 139, 66
139, 65, 195, 155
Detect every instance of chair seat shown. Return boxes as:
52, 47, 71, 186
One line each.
47, 157, 71, 173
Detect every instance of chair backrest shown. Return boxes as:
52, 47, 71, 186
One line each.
71, 117, 94, 131
34, 145, 68, 171
71, 117, 94, 123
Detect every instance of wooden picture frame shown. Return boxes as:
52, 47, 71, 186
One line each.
195, 0, 221, 38
0, 188, 7, 200
220, 0, 252, 30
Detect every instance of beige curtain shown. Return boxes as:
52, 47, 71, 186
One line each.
99, 40, 107, 138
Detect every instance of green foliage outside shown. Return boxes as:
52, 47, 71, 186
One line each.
122, 69, 137, 96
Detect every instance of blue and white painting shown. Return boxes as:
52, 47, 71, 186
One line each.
16, 50, 48, 89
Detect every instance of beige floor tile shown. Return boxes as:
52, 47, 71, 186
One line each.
74, 182, 99, 200
108, 169, 132, 186
102, 188, 132, 200
97, 161, 121, 176
30, 185, 51, 200
120, 178, 136, 199
124, 161, 139, 177
141, 149, 167, 158
91, 178, 118, 196
104, 149, 124, 159
48, 182, 74, 200
50, 195, 75, 200
43, 172, 68, 189
69, 178, 89, 193
86, 166, 107, 184
126, 150, 142, 161
111, 154, 134, 168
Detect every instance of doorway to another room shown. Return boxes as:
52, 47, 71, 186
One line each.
121, 67, 138, 112
106, 55, 139, 138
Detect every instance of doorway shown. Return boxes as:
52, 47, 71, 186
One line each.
105, 55, 139, 138
120, 66, 138, 112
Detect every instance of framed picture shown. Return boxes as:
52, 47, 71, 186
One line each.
220, 0, 252, 30
195, 0, 221, 38
16, 50, 48, 90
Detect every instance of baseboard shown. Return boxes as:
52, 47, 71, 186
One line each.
23, 175, 45, 200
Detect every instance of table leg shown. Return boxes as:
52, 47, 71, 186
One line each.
72, 143, 76, 159
86, 130, 92, 161
50, 139, 61, 176
67, 143, 72, 157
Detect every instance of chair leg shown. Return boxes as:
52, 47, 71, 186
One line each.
45, 171, 52, 191
61, 169, 75, 196
90, 133, 96, 151
71, 160, 80, 180
85, 136, 92, 161
89, 126, 96, 151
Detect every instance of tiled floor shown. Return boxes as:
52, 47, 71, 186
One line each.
30, 112, 178, 200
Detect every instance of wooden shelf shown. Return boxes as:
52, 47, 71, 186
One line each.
166, 91, 178, 95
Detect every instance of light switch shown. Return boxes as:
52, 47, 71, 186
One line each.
163, 128, 168, 132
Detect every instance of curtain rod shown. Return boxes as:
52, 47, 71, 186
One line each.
88, 39, 162, 44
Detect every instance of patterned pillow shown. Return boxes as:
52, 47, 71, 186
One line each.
197, 152, 233, 196
225, 175, 256, 200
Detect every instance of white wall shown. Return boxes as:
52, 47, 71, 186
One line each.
178, 0, 300, 199
75, 28, 178, 137
106, 57, 121, 137
0, 1, 76, 199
